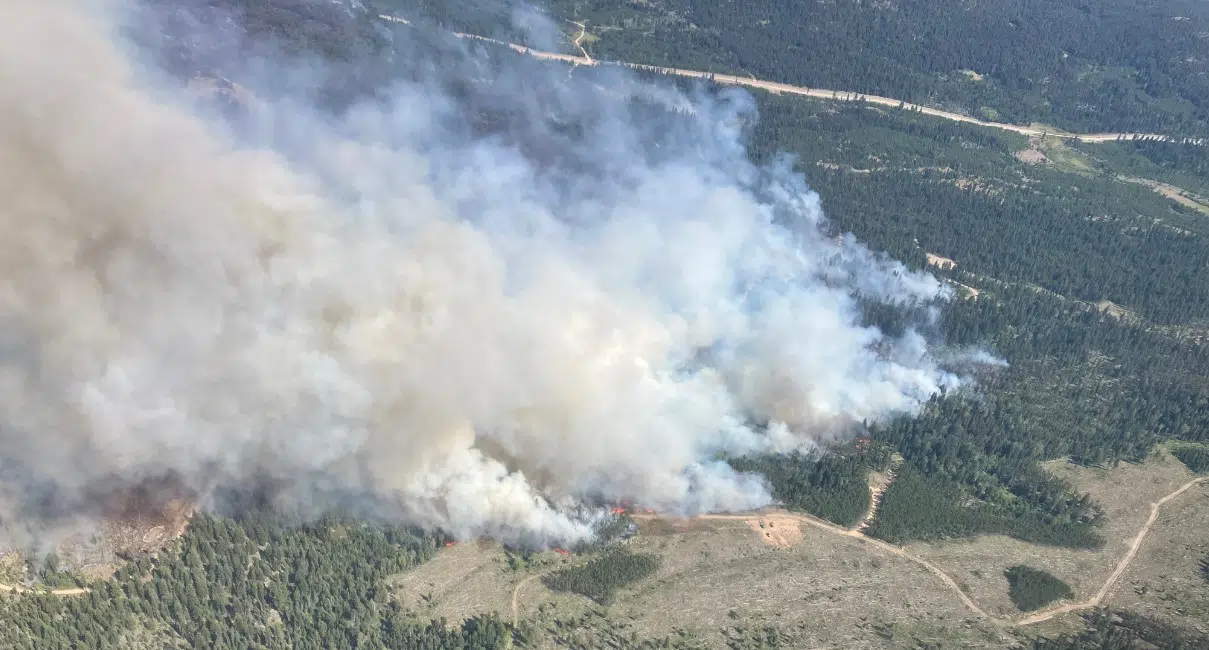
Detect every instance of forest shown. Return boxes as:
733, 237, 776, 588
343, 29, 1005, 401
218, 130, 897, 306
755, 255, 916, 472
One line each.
9, 1, 1207, 647
1171, 444, 1209, 474
0, 513, 511, 649
527, 0, 1209, 137
150, 0, 1209, 573
727, 444, 892, 527
1003, 565, 1074, 612
542, 548, 661, 605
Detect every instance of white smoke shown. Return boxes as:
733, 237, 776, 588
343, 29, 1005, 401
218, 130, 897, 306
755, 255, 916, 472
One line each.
0, 0, 974, 547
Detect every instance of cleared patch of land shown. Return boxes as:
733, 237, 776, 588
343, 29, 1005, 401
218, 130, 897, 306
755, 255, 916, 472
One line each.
1118, 176, 1209, 216
384, 453, 1208, 646
903, 450, 1203, 621
389, 539, 541, 621
589, 520, 1008, 648
926, 252, 957, 270
743, 515, 803, 548
392, 514, 1010, 648
1104, 478, 1209, 632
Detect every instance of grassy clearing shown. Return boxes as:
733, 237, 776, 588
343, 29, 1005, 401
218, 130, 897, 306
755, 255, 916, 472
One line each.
905, 450, 1201, 619
1039, 137, 1097, 173
388, 539, 526, 621
389, 514, 1013, 648
1102, 478, 1209, 630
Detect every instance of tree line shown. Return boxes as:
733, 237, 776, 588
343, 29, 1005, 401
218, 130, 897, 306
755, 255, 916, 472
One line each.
0, 513, 511, 649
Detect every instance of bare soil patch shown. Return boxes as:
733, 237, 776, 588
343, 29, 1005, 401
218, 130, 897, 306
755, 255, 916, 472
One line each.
1015, 147, 1049, 164
1118, 176, 1209, 216
926, 252, 957, 270
743, 516, 803, 548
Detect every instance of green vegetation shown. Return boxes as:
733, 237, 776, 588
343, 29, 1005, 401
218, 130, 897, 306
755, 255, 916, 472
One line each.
158, 0, 1209, 560
533, 0, 1209, 137
727, 443, 892, 527
1033, 609, 1209, 649
0, 514, 511, 650
70, 2, 1209, 646
1003, 565, 1073, 612
863, 464, 1103, 548
513, 607, 708, 649
1074, 139, 1209, 199
1171, 443, 1209, 474
743, 97, 1209, 322
542, 548, 660, 605
722, 622, 811, 649
30, 554, 83, 591
572, 513, 639, 553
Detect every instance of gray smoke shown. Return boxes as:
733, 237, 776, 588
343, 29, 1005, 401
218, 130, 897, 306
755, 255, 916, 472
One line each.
0, 0, 975, 547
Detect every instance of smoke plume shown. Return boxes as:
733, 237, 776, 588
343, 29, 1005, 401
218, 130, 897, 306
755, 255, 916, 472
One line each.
0, 0, 973, 547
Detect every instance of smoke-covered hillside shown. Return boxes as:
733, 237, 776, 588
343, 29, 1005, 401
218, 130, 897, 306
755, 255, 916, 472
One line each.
0, 0, 978, 548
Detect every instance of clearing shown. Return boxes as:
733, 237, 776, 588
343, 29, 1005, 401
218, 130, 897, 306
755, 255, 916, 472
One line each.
903, 449, 1206, 622
387, 451, 1207, 646
743, 515, 804, 548
926, 253, 957, 270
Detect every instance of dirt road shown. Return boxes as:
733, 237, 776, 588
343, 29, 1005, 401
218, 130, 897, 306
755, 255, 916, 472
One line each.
511, 572, 545, 626
0, 582, 89, 597
570, 21, 591, 63
1013, 476, 1208, 626
389, 17, 1205, 146
688, 511, 992, 619
633, 475, 1207, 627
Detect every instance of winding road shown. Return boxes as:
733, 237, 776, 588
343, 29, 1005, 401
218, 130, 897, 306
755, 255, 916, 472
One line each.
1013, 476, 1208, 626
509, 476, 1207, 628
373, 14, 1206, 146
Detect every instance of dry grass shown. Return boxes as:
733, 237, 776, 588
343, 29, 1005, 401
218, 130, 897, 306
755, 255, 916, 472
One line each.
385, 452, 1208, 646
1015, 148, 1048, 165
1038, 137, 1097, 173
903, 450, 1203, 621
393, 515, 1014, 648
388, 539, 529, 620
1104, 478, 1209, 633
605, 522, 1011, 648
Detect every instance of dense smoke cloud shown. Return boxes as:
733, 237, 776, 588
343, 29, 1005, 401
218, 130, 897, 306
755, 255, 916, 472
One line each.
0, 0, 974, 547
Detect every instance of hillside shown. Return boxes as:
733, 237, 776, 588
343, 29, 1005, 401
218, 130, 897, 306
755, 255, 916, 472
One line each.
3, 1, 1209, 648
414, 0, 1209, 137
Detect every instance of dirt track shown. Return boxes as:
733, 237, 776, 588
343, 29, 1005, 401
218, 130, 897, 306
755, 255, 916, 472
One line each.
631, 476, 1207, 627
374, 15, 1206, 146
1013, 476, 1208, 625
0, 582, 89, 597
511, 572, 544, 626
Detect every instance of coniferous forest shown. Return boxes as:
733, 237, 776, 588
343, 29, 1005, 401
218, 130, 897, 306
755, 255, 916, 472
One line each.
515, 0, 1209, 137
7, 1, 1209, 648
0, 514, 511, 649
1004, 565, 1074, 612
542, 549, 660, 605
